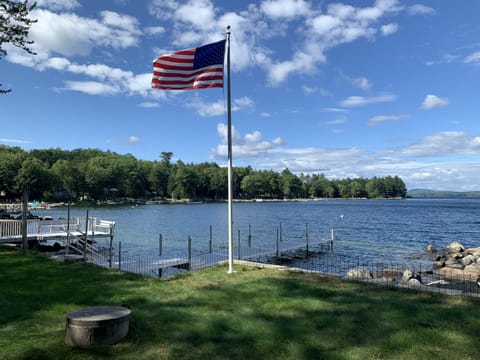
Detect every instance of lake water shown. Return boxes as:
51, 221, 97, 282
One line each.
35, 198, 480, 269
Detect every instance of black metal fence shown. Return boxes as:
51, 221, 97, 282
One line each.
78, 220, 480, 299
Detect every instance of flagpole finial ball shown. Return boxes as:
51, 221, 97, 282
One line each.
226, 25, 231, 31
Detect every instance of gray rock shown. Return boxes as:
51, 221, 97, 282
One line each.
426, 244, 437, 253
445, 241, 465, 253
461, 255, 475, 266
445, 256, 460, 266
346, 268, 373, 279
447, 263, 465, 270
464, 263, 480, 274
408, 278, 423, 287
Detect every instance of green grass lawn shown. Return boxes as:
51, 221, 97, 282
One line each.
1, 246, 480, 360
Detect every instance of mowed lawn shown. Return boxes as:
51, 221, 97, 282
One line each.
1, 246, 480, 360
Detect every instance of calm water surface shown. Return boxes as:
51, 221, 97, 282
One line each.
36, 198, 480, 265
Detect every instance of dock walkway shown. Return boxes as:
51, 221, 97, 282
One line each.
0, 217, 115, 247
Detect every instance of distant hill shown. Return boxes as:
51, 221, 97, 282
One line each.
407, 189, 480, 198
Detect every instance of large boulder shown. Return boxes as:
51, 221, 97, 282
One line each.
373, 268, 402, 281
438, 267, 479, 281
445, 241, 465, 254
401, 269, 422, 284
465, 247, 480, 256
346, 268, 373, 279
461, 254, 476, 266
407, 278, 423, 287
444, 256, 464, 269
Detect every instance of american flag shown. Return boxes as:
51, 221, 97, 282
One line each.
152, 40, 226, 90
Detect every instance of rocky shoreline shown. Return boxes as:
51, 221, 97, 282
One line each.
430, 241, 480, 282
345, 241, 480, 290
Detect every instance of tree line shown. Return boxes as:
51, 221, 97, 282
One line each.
0, 145, 407, 202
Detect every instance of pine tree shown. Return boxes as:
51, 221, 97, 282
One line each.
0, 0, 36, 94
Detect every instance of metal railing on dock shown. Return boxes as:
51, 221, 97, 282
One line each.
0, 217, 115, 248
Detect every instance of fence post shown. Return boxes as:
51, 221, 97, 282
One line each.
248, 224, 252, 247
306, 222, 309, 255
276, 227, 280, 257
159, 233, 163, 256
158, 234, 163, 277
188, 236, 192, 271
238, 229, 241, 260
118, 241, 122, 270
209, 225, 212, 253
83, 210, 89, 262
279, 222, 283, 242
330, 226, 334, 251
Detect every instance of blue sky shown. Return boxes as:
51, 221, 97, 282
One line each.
2, 0, 480, 191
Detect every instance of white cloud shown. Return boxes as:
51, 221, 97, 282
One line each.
63, 81, 119, 95
139, 102, 160, 108
128, 136, 140, 144
340, 94, 396, 107
396, 131, 480, 157
148, 0, 178, 19
36, 0, 80, 11
144, 26, 165, 36
420, 94, 449, 110
325, 116, 347, 125
380, 23, 398, 36
28, 9, 141, 57
260, 112, 271, 118
367, 114, 408, 127
215, 124, 282, 158
267, 51, 318, 85
260, 0, 311, 20
189, 96, 254, 117
408, 4, 436, 16
212, 126, 480, 191
175, 0, 216, 30
322, 108, 349, 113
351, 76, 372, 90
234, 96, 254, 108
0, 138, 32, 144
193, 100, 226, 117
464, 51, 480, 64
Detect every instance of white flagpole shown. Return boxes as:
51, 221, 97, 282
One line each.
226, 25, 234, 273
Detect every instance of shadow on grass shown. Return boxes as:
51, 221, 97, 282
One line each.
130, 269, 480, 359
2, 247, 480, 359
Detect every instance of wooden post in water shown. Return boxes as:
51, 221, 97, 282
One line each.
279, 222, 283, 242
248, 224, 251, 248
